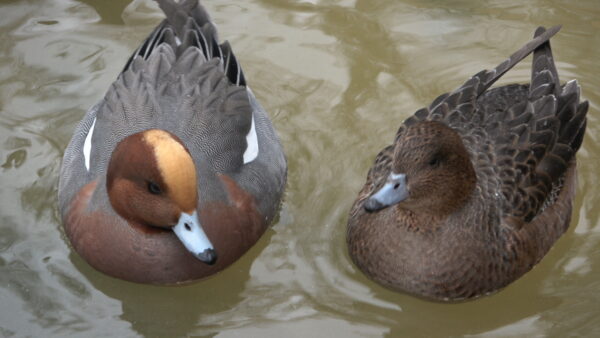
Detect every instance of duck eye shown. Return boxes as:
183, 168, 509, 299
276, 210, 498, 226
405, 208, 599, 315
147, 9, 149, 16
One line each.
147, 181, 162, 195
429, 157, 440, 167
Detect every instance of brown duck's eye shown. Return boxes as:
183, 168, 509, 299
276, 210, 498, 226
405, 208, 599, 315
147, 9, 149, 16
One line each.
147, 181, 162, 195
429, 157, 440, 167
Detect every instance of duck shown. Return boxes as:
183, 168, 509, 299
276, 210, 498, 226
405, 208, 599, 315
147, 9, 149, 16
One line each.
347, 26, 588, 301
58, 0, 286, 284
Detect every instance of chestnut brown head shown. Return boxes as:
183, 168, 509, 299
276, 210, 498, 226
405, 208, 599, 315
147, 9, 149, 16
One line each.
106, 129, 217, 265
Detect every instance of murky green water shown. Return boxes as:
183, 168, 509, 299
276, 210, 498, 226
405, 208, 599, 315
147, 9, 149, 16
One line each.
1, 0, 599, 336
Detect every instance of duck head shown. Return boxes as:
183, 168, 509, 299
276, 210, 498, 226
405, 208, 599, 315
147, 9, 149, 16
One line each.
365, 121, 476, 215
106, 129, 217, 265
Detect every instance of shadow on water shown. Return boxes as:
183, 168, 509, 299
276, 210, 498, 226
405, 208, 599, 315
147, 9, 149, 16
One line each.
252, 0, 600, 336
1, 0, 600, 336
75, 0, 132, 25
70, 229, 275, 338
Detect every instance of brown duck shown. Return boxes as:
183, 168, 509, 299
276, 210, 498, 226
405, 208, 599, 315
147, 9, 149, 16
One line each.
347, 26, 588, 301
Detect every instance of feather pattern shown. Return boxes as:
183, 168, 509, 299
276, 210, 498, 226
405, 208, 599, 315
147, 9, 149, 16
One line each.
348, 26, 588, 300
89, 0, 252, 177
57, 0, 287, 284
59, 0, 286, 226
369, 25, 585, 227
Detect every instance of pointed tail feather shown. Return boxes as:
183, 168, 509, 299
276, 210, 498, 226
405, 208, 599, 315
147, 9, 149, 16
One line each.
475, 25, 561, 96
156, 0, 213, 39
123, 0, 247, 86
430, 26, 562, 114
530, 26, 561, 99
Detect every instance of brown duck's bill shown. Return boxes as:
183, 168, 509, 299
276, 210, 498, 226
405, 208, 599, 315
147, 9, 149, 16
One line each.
364, 173, 409, 212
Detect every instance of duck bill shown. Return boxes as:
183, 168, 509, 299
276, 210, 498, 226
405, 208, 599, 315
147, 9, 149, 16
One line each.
173, 211, 217, 265
364, 173, 408, 212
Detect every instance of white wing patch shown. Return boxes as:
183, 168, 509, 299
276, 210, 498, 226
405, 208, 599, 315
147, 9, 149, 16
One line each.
243, 113, 259, 164
83, 117, 96, 171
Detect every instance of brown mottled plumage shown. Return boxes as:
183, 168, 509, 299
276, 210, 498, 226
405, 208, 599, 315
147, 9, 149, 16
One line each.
347, 26, 587, 301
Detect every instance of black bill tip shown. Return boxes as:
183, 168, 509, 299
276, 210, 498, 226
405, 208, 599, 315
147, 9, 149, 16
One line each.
197, 248, 217, 265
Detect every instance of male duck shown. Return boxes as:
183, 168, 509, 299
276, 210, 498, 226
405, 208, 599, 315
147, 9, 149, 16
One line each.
347, 26, 587, 301
58, 0, 286, 284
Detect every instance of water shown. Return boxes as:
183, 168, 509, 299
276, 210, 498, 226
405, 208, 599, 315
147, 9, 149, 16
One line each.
1, 0, 599, 336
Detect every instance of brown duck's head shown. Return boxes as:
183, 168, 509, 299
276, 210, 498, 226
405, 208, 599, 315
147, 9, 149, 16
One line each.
364, 121, 476, 215
106, 129, 217, 265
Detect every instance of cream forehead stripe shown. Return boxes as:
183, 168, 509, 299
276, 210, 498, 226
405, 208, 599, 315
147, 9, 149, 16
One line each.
143, 130, 197, 212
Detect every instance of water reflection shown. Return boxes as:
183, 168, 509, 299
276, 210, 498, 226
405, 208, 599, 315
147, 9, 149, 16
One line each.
73, 230, 273, 337
0, 0, 599, 336
75, 0, 131, 25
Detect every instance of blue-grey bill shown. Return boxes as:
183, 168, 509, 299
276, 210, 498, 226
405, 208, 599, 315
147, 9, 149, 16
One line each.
364, 173, 408, 212
173, 211, 217, 265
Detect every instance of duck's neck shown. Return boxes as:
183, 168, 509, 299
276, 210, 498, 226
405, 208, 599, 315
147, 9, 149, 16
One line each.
395, 206, 448, 233
396, 184, 474, 230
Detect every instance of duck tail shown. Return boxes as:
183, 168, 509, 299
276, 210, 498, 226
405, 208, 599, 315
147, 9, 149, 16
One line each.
123, 0, 245, 86
530, 26, 587, 154
427, 26, 562, 116
156, 0, 246, 86
529, 26, 561, 99
156, 0, 213, 42
530, 29, 587, 186
473, 25, 562, 97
